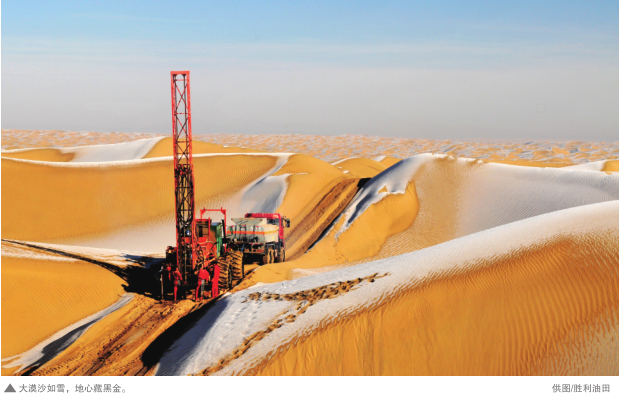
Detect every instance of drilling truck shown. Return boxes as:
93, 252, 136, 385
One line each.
227, 213, 290, 265
165, 71, 243, 298
165, 71, 288, 300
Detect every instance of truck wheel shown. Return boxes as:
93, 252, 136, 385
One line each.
229, 251, 244, 285
218, 258, 230, 293
262, 252, 270, 265
274, 249, 282, 263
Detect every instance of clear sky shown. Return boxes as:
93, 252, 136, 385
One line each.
2, 1, 618, 140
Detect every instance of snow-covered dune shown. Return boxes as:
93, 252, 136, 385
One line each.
1, 136, 271, 163
1, 150, 353, 253
1, 137, 165, 162
64, 137, 166, 162
156, 200, 619, 375
295, 154, 619, 271
1, 153, 290, 252
3, 131, 619, 377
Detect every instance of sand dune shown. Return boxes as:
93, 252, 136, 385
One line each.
2, 146, 358, 255
249, 153, 619, 283
1, 130, 162, 151
0, 136, 265, 163
1, 253, 126, 359
4, 130, 618, 165
3, 130, 618, 377
1, 137, 165, 162
193, 133, 619, 164
156, 201, 619, 376
1, 154, 282, 251
331, 158, 388, 178
376, 156, 402, 167
0, 148, 77, 162
143, 137, 266, 158
606, 160, 619, 172
366, 155, 619, 263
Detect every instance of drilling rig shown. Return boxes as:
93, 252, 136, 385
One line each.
165, 71, 243, 299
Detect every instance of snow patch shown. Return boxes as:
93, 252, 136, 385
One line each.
238, 155, 293, 214
333, 155, 425, 238
62, 137, 166, 162
372, 155, 387, 162
1, 251, 78, 262
331, 158, 354, 165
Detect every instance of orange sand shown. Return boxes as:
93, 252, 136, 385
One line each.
3, 129, 618, 376
1, 155, 278, 243
0, 149, 75, 162
333, 158, 388, 178
485, 159, 573, 168
273, 154, 352, 233
604, 160, 619, 172
143, 137, 266, 158
378, 157, 403, 167
248, 179, 419, 284
251, 233, 619, 375
5, 130, 618, 165
1, 257, 126, 358
344, 156, 490, 263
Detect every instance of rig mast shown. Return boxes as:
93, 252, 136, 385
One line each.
170, 71, 197, 281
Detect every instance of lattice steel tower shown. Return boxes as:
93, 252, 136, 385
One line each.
170, 71, 197, 280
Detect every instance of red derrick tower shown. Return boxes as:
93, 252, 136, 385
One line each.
170, 71, 197, 280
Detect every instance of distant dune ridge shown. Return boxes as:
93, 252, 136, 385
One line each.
1, 130, 618, 376
3, 130, 619, 164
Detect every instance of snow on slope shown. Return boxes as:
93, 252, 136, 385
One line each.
319, 154, 618, 254
237, 158, 291, 214
64, 137, 166, 162
456, 158, 619, 236
1, 240, 161, 268
1, 137, 166, 162
53, 153, 291, 253
2, 151, 293, 253
334, 157, 430, 238
155, 200, 619, 375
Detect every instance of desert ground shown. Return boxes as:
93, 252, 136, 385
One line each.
2, 129, 618, 376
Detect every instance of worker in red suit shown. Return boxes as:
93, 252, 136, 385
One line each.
172, 265, 183, 301
163, 263, 173, 299
209, 261, 220, 298
195, 264, 210, 302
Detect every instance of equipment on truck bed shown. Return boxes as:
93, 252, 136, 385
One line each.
227, 212, 291, 264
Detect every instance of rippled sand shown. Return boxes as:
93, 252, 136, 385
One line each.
1, 248, 126, 358
2, 130, 618, 376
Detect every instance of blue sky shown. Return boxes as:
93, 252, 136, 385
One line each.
2, 1, 619, 139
